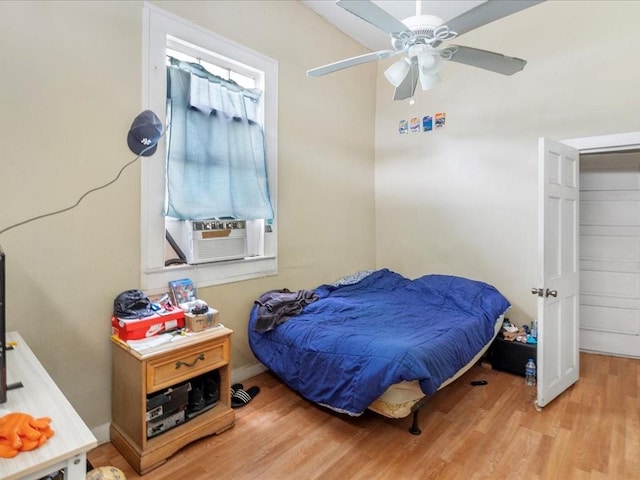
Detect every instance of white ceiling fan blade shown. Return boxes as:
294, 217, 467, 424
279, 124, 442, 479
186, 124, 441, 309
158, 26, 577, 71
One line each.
393, 63, 418, 100
336, 0, 410, 35
446, 0, 544, 37
445, 45, 527, 75
307, 50, 399, 77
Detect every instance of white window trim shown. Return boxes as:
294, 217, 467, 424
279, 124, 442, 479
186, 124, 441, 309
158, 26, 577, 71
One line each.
141, 3, 278, 292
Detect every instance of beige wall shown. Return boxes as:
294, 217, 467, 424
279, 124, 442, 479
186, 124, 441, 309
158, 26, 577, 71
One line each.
0, 1, 376, 429
374, 1, 640, 326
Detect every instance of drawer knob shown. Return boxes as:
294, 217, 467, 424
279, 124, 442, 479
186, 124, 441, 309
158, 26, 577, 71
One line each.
175, 353, 205, 369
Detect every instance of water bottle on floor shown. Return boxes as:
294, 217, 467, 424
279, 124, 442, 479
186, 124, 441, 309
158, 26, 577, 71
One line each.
525, 358, 536, 386
530, 320, 537, 340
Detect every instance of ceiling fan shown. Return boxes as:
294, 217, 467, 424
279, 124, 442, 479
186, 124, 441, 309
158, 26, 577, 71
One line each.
307, 0, 543, 101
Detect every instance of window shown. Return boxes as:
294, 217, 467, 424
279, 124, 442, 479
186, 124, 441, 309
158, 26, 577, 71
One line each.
141, 3, 278, 292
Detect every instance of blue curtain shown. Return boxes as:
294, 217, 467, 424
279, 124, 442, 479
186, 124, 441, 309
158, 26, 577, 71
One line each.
165, 58, 273, 220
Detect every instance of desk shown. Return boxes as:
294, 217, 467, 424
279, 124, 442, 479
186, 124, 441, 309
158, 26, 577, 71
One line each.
0, 332, 97, 480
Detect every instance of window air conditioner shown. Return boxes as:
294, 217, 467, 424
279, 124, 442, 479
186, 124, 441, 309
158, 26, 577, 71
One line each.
166, 219, 248, 264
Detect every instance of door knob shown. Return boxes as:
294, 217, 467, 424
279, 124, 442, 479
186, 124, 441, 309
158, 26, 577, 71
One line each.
531, 287, 543, 296
545, 288, 558, 298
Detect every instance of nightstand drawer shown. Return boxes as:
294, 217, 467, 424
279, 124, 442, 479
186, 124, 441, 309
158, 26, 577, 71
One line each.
146, 339, 228, 393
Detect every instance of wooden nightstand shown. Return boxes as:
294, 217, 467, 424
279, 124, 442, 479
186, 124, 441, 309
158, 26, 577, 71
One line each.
110, 327, 235, 475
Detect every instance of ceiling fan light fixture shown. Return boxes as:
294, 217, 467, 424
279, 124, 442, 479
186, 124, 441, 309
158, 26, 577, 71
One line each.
407, 44, 425, 59
419, 72, 441, 91
416, 50, 442, 90
417, 51, 442, 76
384, 57, 411, 87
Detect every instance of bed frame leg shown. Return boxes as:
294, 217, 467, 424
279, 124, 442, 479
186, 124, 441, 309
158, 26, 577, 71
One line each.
409, 408, 422, 435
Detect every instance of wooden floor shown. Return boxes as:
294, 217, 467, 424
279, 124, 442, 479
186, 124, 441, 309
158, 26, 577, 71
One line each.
89, 352, 640, 479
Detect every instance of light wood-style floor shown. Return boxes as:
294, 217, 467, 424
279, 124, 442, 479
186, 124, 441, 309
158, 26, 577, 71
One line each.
88, 352, 640, 479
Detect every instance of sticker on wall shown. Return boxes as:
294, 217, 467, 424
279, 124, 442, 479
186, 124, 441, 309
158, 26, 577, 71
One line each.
422, 116, 433, 132
398, 113, 445, 135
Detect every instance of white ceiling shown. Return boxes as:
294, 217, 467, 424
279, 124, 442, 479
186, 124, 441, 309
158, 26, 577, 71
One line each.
300, 0, 486, 52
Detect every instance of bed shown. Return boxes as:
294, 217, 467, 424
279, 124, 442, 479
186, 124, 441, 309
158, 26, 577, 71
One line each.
248, 269, 510, 434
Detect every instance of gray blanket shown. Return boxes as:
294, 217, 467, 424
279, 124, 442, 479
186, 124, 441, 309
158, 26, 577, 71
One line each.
253, 288, 319, 332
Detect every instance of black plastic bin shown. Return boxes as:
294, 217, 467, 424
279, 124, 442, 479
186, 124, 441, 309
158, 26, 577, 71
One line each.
490, 336, 537, 377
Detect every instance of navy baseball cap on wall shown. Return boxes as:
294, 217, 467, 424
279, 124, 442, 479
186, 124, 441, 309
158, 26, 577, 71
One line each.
127, 110, 163, 156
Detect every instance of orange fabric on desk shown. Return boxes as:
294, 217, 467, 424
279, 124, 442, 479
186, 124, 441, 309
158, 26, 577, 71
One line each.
0, 412, 55, 458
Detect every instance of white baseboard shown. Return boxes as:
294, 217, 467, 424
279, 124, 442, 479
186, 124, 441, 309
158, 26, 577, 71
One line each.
91, 363, 268, 445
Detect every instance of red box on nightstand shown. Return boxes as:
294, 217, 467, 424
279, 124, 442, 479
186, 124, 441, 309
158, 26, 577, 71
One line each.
111, 310, 185, 341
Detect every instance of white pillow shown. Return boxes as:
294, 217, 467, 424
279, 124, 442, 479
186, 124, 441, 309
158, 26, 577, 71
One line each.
331, 270, 375, 287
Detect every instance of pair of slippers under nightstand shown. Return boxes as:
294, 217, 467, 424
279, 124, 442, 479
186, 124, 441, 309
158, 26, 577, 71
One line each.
231, 383, 260, 408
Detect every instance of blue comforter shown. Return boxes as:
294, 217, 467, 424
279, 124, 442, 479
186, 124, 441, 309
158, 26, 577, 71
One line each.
248, 269, 510, 416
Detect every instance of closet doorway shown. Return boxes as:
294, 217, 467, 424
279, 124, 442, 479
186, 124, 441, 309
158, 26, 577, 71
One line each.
579, 149, 640, 357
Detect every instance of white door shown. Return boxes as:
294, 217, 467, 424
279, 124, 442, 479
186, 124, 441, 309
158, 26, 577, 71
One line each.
579, 152, 640, 357
535, 138, 580, 408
